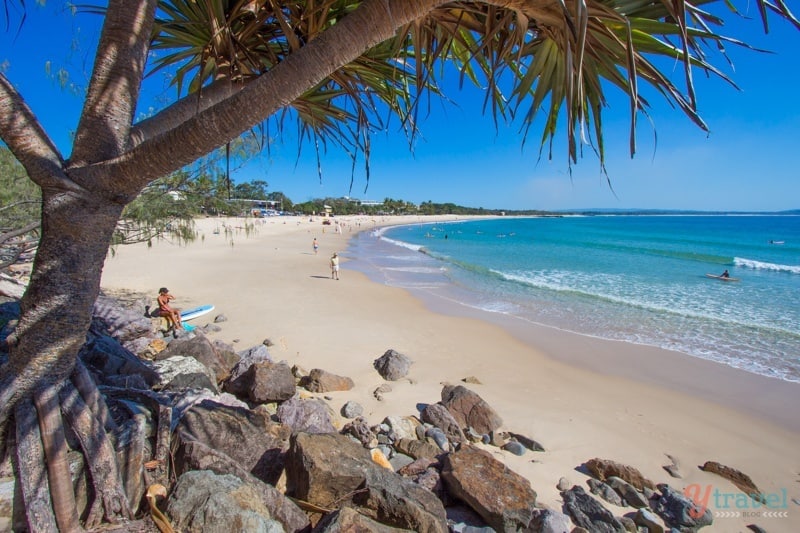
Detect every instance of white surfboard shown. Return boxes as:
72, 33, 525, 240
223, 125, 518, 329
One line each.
181, 304, 215, 321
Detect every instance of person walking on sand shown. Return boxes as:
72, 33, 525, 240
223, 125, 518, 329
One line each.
330, 252, 340, 280
157, 287, 183, 330
312, 237, 319, 255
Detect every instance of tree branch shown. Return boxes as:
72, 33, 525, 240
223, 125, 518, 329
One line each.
71, 0, 158, 167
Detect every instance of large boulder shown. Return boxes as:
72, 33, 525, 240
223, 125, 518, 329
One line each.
175, 400, 291, 485
561, 485, 626, 533
166, 470, 284, 533
299, 368, 354, 393
440, 385, 503, 435
225, 361, 296, 403
151, 355, 218, 393
420, 403, 465, 444
79, 332, 159, 388
441, 445, 537, 531
276, 397, 337, 434
651, 483, 713, 531
157, 333, 237, 383
373, 349, 413, 381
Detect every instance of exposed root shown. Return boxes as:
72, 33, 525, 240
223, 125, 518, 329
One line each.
15, 398, 59, 532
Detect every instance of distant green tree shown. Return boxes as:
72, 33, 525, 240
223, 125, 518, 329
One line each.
232, 180, 269, 200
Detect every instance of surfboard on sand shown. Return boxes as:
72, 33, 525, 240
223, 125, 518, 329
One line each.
705, 274, 740, 282
181, 304, 215, 321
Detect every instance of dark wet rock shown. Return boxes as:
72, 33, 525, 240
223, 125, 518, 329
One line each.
440, 385, 503, 435
584, 458, 655, 491
277, 397, 337, 434
441, 445, 537, 532
561, 485, 626, 533
651, 483, 713, 531
373, 349, 413, 381
79, 332, 159, 387
300, 368, 354, 393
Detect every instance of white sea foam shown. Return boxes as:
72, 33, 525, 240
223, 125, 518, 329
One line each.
734, 257, 800, 274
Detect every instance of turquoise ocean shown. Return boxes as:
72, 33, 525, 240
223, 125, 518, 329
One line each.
345, 215, 800, 383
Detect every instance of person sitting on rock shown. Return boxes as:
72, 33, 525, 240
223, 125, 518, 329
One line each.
157, 287, 183, 330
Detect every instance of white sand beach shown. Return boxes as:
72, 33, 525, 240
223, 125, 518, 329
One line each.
100, 215, 800, 532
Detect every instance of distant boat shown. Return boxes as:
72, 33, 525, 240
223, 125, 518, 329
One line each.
769, 240, 785, 245
706, 273, 740, 282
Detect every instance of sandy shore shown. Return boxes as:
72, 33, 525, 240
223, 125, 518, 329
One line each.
100, 215, 800, 532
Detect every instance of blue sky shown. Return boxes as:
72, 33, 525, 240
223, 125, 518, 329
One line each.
2, 3, 799, 212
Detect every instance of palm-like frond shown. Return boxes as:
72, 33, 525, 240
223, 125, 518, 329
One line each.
146, 0, 797, 176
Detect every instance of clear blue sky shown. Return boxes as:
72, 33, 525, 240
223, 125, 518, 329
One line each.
2, 3, 798, 212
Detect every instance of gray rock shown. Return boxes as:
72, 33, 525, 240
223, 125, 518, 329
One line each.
157, 333, 237, 383
587, 478, 626, 507
561, 485, 626, 533
383, 415, 421, 442
440, 385, 503, 435
425, 427, 450, 452
634, 508, 665, 532
528, 508, 574, 533
606, 476, 648, 508
214, 314, 227, 323
151, 355, 218, 393
229, 344, 273, 382
651, 483, 713, 531
341, 400, 364, 419
441, 445, 537, 532
420, 403, 466, 444
341, 416, 377, 447
276, 396, 337, 434
502, 441, 526, 456
79, 332, 159, 387
166, 470, 283, 533
227, 361, 296, 403
373, 349, 413, 381
505, 431, 545, 452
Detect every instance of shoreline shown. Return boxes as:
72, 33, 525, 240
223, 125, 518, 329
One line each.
100, 214, 800, 531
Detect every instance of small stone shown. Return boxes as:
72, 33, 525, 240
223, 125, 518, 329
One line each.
461, 376, 482, 385
262, 338, 274, 346
341, 401, 363, 419
502, 441, 526, 456
557, 477, 571, 492
214, 314, 227, 323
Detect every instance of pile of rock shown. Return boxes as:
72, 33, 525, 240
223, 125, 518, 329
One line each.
0, 293, 742, 532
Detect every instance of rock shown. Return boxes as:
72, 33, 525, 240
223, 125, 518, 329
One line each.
461, 376, 482, 385
374, 383, 392, 401
171, 439, 310, 532
91, 294, 155, 347
227, 361, 296, 403
79, 332, 159, 387
505, 431, 545, 452
651, 483, 713, 531
420, 403, 465, 444
556, 477, 571, 492
586, 478, 626, 507
156, 332, 235, 383
528, 508, 574, 533
502, 441, 526, 456
440, 385, 503, 435
371, 448, 393, 470
663, 453, 682, 479
341, 416, 377, 447
285, 432, 448, 532
398, 457, 438, 477
341, 400, 364, 419
700, 461, 765, 504
214, 314, 227, 323
605, 476, 648, 508
389, 453, 416, 472
394, 438, 443, 461
383, 415, 422, 442
373, 349, 413, 381
276, 396, 337, 434
561, 485, 626, 532
441, 445, 537, 532
300, 368, 354, 393
166, 470, 284, 533
151, 355, 218, 393
175, 400, 291, 485
584, 458, 655, 491
314, 506, 413, 532
634, 508, 665, 532
425, 427, 450, 452
229, 344, 273, 382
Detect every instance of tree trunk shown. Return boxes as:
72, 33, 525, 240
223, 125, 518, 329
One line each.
0, 187, 123, 433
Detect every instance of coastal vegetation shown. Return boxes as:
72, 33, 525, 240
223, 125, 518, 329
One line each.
1, 1, 798, 531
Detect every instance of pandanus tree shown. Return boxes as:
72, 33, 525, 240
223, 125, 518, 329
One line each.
0, 0, 797, 530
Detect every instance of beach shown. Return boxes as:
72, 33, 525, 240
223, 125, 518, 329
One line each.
100, 215, 800, 532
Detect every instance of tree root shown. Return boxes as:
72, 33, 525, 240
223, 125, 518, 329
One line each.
7, 365, 174, 531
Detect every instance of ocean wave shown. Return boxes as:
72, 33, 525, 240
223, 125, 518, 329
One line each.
734, 257, 800, 274
378, 235, 424, 252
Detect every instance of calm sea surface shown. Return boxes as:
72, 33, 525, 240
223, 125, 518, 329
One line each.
345, 215, 800, 383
